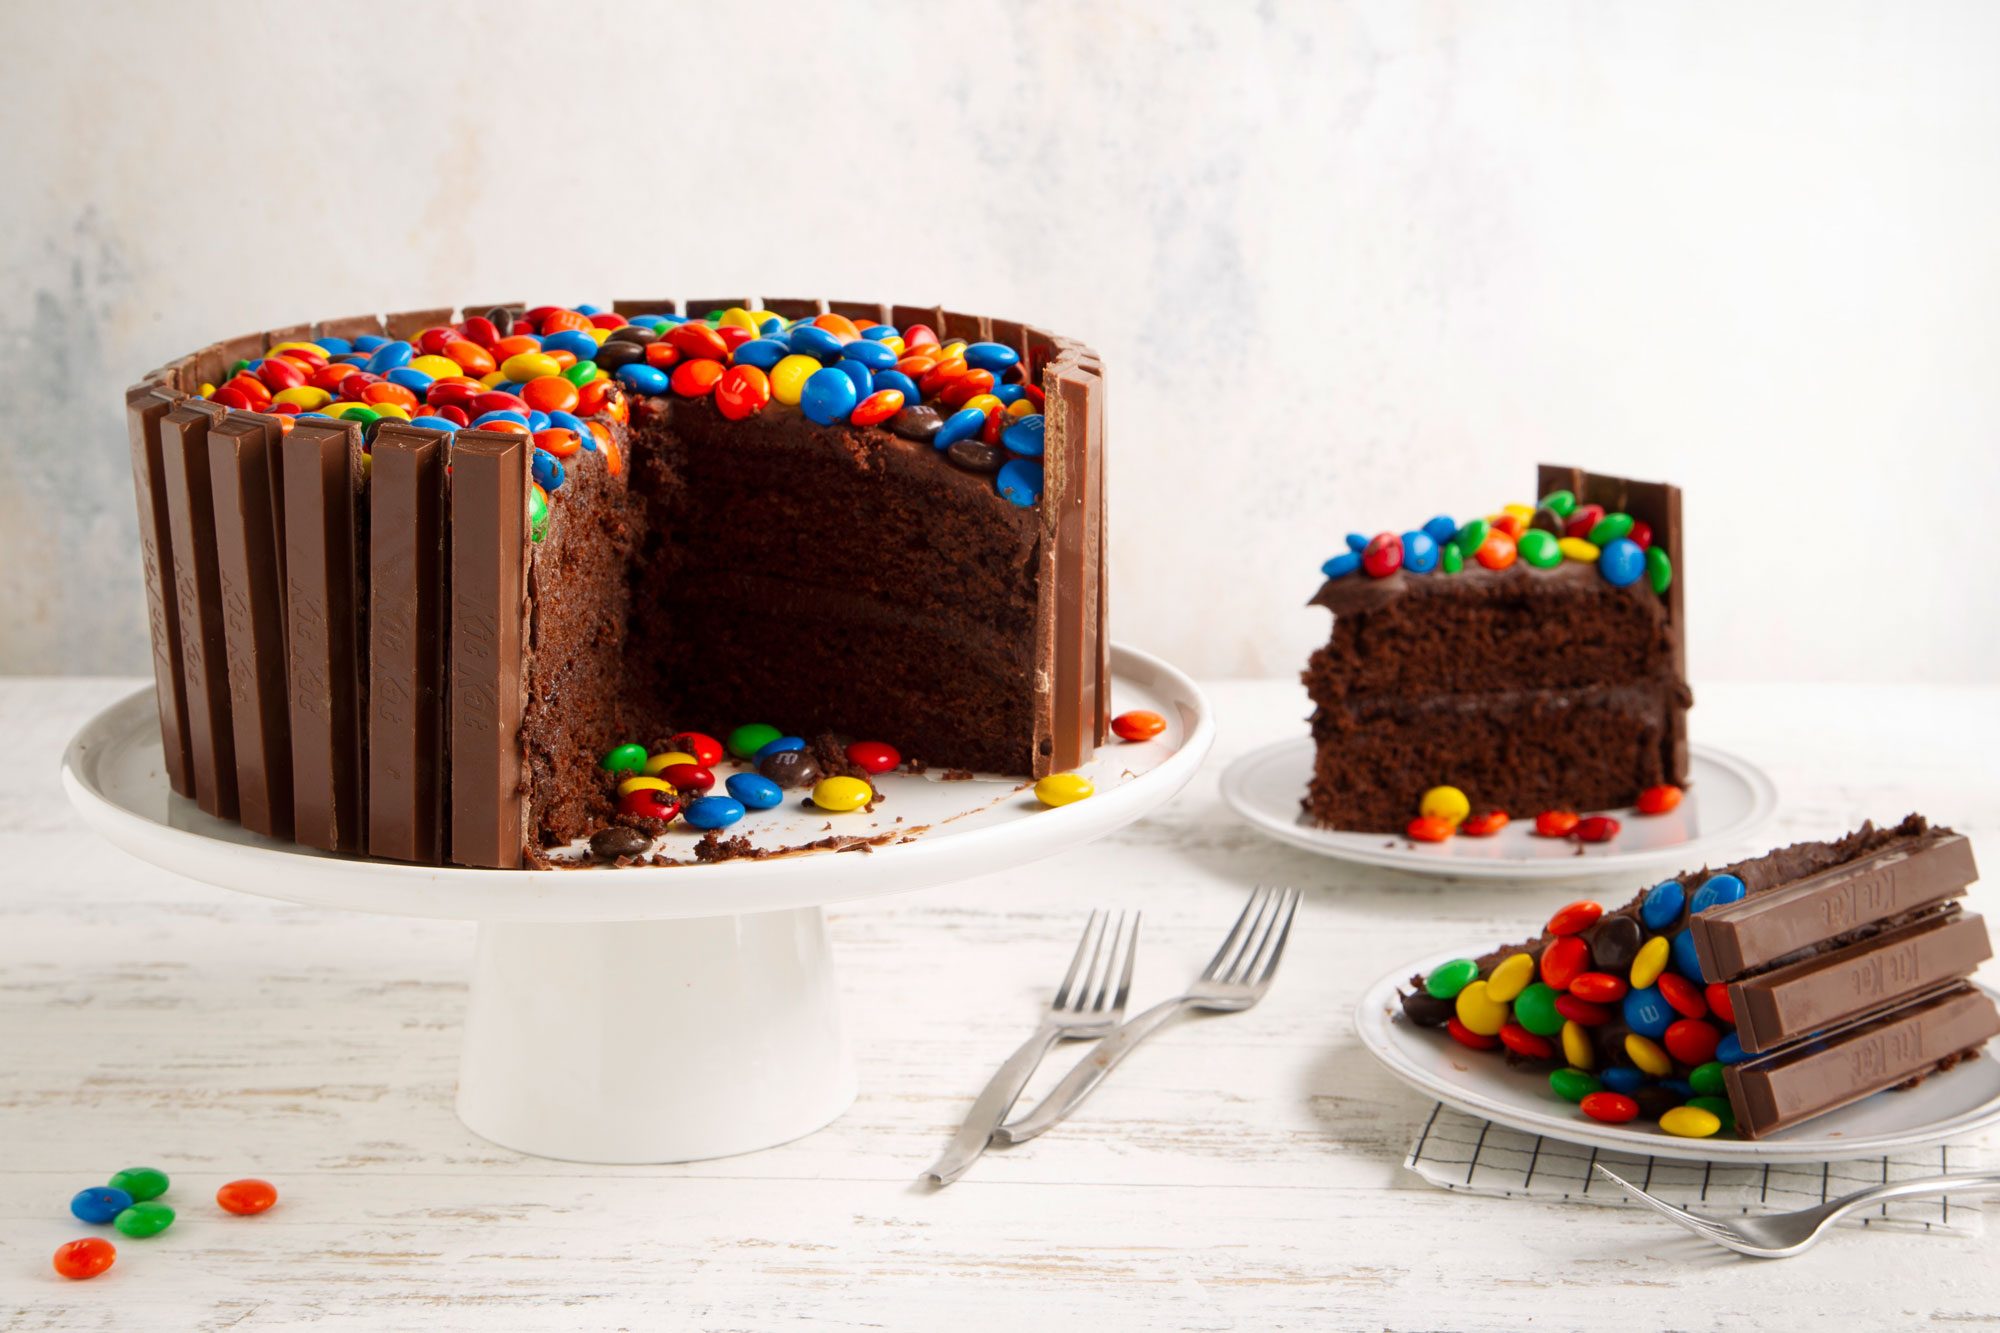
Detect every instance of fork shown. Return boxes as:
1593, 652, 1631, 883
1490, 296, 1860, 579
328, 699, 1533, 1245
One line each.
1594, 1164, 2000, 1257
921, 910, 1140, 1186
995, 885, 1300, 1145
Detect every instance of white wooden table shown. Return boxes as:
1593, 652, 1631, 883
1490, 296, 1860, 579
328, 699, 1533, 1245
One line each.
5, 676, 1997, 1330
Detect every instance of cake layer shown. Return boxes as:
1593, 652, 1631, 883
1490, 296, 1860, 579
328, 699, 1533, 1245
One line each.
1305, 682, 1680, 831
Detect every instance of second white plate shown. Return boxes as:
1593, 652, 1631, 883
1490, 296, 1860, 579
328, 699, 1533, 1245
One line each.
1220, 737, 1777, 882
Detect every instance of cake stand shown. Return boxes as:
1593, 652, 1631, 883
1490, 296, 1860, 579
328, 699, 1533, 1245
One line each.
61, 644, 1213, 1164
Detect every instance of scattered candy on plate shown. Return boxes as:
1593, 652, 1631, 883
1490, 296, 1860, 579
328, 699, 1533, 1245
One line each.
1034, 773, 1094, 807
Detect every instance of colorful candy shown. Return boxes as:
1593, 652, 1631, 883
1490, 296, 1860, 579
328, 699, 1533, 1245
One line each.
1424, 958, 1479, 1000
1573, 815, 1621, 843
1111, 710, 1166, 742
724, 773, 785, 811
114, 1201, 176, 1238
1658, 1105, 1722, 1138
727, 723, 783, 760
1580, 1091, 1639, 1124
1419, 785, 1469, 827
71, 1186, 133, 1224
107, 1167, 168, 1202
1545, 901, 1602, 936
1458, 810, 1508, 836
1034, 773, 1095, 807
812, 776, 873, 812
1534, 809, 1579, 838
845, 741, 901, 774
1406, 815, 1453, 843
53, 1238, 116, 1280
683, 796, 746, 831
1637, 784, 1683, 815
216, 1178, 279, 1216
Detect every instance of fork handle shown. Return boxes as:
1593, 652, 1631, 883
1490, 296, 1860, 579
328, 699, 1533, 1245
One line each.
1824, 1171, 2000, 1221
922, 1024, 1061, 1185
995, 998, 1190, 1144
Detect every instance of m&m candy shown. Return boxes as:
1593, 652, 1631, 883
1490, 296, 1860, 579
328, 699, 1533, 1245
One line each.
1418, 785, 1469, 827
114, 1201, 175, 1238
71, 1186, 133, 1225
52, 1238, 116, 1280
812, 776, 874, 812
845, 741, 901, 774
1111, 710, 1166, 742
1034, 773, 1094, 807
107, 1167, 168, 1202
727, 724, 784, 760
1637, 784, 1683, 815
725, 773, 785, 811
683, 797, 746, 831
1534, 810, 1579, 838
217, 1178, 279, 1216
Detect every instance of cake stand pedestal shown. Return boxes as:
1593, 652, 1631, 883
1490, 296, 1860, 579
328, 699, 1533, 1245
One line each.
62, 644, 1212, 1163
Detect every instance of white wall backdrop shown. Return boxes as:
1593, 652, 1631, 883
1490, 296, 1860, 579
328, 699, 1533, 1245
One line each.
3, 0, 1996, 683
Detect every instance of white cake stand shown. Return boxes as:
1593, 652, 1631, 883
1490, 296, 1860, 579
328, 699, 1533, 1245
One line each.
62, 644, 1213, 1164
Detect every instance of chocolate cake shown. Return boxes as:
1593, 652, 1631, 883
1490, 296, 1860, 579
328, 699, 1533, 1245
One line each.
1400, 817, 1999, 1139
1303, 466, 1690, 834
124, 299, 1109, 869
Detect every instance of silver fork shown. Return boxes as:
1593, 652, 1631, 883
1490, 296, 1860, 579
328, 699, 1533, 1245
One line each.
996, 885, 1299, 1145
1595, 1164, 2000, 1257
921, 910, 1140, 1186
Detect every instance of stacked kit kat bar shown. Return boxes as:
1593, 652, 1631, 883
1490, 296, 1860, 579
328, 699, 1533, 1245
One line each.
1402, 816, 1998, 1139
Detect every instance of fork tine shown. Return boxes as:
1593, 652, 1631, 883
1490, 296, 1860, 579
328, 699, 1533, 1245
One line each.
1111, 911, 1141, 1011
1076, 910, 1116, 1013
1200, 887, 1269, 981
1245, 887, 1300, 987
1223, 889, 1280, 983
1089, 913, 1124, 1011
1051, 911, 1103, 1010
1594, 1167, 1739, 1241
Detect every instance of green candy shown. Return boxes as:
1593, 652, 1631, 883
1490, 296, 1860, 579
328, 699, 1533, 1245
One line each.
1424, 958, 1480, 1001
1538, 488, 1577, 518
107, 1167, 168, 1203
1587, 512, 1635, 547
1451, 518, 1489, 558
1440, 543, 1464, 575
114, 1201, 175, 1238
564, 359, 598, 387
1687, 1095, 1735, 1133
1518, 528, 1562, 569
528, 483, 551, 544
1647, 545, 1673, 594
727, 723, 784, 760
1549, 1068, 1601, 1103
601, 743, 648, 775
346, 406, 381, 427
1689, 1060, 1727, 1097
1512, 982, 1564, 1036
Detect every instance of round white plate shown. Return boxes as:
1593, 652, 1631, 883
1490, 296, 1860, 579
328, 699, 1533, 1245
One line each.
1357, 948, 2000, 1162
1221, 737, 1776, 882
62, 643, 1213, 923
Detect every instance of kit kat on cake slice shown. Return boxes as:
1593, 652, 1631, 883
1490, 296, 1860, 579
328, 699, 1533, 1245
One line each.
448, 430, 531, 870
367, 424, 449, 864
282, 417, 366, 853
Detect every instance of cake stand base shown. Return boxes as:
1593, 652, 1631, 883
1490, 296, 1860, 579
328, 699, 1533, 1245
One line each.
457, 909, 853, 1163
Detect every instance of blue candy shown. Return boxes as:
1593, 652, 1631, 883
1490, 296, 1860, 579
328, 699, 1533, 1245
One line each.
1716, 1032, 1747, 1064
1623, 985, 1674, 1039
352, 333, 390, 353
1670, 927, 1705, 982
528, 410, 551, 433
789, 325, 847, 361
575, 303, 604, 315
1689, 873, 1747, 916
318, 336, 353, 355
1345, 532, 1369, 552
363, 340, 413, 375
1001, 414, 1045, 458
801, 368, 860, 425
683, 796, 746, 831
993, 383, 1026, 404
471, 410, 530, 430
617, 364, 670, 396
963, 341, 1021, 372
873, 369, 920, 404
726, 773, 785, 811
996, 459, 1043, 507
1401, 530, 1439, 574
833, 359, 873, 400
1599, 537, 1646, 588
71, 1186, 133, 1225
542, 329, 598, 360
861, 324, 898, 341
531, 448, 564, 492
754, 736, 805, 761
409, 415, 460, 432
387, 366, 435, 396
842, 340, 896, 370
549, 409, 588, 435
935, 407, 987, 449
631, 314, 668, 328
1422, 515, 1458, 545
758, 317, 785, 335
1600, 1066, 1645, 1094
1321, 552, 1363, 579
733, 338, 790, 371
1641, 880, 1686, 931
1660, 1078, 1694, 1098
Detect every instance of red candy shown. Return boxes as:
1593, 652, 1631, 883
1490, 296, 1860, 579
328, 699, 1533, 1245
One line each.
1658, 972, 1707, 1019
668, 322, 729, 361
1491, 513, 1525, 540
1446, 1016, 1499, 1051
1459, 810, 1509, 837
216, 1178, 278, 1216
1406, 815, 1453, 843
850, 389, 905, 427
1545, 901, 1603, 936
644, 341, 682, 370
669, 732, 724, 767
1580, 1091, 1639, 1124
52, 1238, 115, 1280
1664, 1017, 1721, 1066
617, 789, 680, 821
1555, 993, 1612, 1026
470, 390, 530, 417
1637, 784, 1683, 815
714, 324, 754, 353
1564, 504, 1605, 539
1705, 983, 1736, 1025
1628, 520, 1653, 550
1568, 972, 1629, 1004
1111, 710, 1166, 742
902, 323, 939, 351
460, 315, 502, 348
1361, 532, 1403, 578
845, 741, 901, 774
1573, 815, 1621, 843
714, 365, 772, 421
657, 763, 715, 793
1539, 936, 1589, 992
1499, 1023, 1555, 1060
1534, 809, 1579, 838
939, 370, 997, 407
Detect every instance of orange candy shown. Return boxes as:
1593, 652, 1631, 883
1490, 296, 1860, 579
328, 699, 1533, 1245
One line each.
216, 1178, 279, 1216
1535, 809, 1580, 838
1637, 784, 1683, 815
1111, 710, 1166, 742
534, 427, 582, 458
521, 376, 580, 414
849, 388, 905, 427
541, 309, 592, 334
667, 322, 729, 362
492, 334, 542, 361
813, 312, 861, 339
1475, 533, 1517, 570
1406, 815, 1454, 843
444, 340, 497, 376
592, 421, 623, 477
1459, 810, 1509, 837
53, 1238, 115, 1280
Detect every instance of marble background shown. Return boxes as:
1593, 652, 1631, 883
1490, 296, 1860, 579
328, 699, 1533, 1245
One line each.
3, 0, 1996, 682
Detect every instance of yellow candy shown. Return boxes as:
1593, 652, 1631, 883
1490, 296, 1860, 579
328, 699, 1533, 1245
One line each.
480, 370, 508, 388
1006, 398, 1037, 419
617, 775, 671, 797
747, 309, 781, 327
1034, 773, 1095, 807
1625, 1033, 1672, 1077
881, 336, 906, 356
199, 383, 217, 398
322, 402, 368, 418
643, 751, 698, 775
409, 354, 462, 379
937, 340, 966, 361
1419, 785, 1470, 827
1629, 936, 1670, 990
359, 452, 372, 481
1486, 953, 1534, 1003
1454, 980, 1507, 1036
268, 340, 328, 358
770, 354, 821, 406
370, 403, 411, 421
1562, 1020, 1594, 1070
959, 393, 1002, 416
1558, 537, 1599, 563
812, 776, 873, 813
273, 386, 331, 410
1659, 1105, 1722, 1138
501, 352, 561, 383
719, 307, 760, 332
589, 326, 612, 345
1503, 503, 1535, 523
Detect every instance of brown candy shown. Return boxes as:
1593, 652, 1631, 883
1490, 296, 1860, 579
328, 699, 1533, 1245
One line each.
887, 404, 944, 444
759, 749, 821, 789
945, 440, 1004, 474
590, 826, 654, 863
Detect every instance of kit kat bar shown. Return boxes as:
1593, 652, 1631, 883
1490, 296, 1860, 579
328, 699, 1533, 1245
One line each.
283, 418, 366, 852
126, 384, 195, 797
1729, 909, 1993, 1053
1690, 832, 1978, 982
828, 299, 890, 328
1725, 984, 2000, 1139
160, 402, 239, 820
760, 298, 825, 321
449, 430, 531, 869
208, 414, 294, 839
368, 425, 449, 863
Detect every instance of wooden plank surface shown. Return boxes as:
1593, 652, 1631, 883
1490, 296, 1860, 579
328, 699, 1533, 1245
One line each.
2, 678, 1996, 1330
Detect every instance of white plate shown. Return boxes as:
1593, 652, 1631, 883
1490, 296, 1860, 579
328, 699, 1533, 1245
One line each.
61, 643, 1213, 924
1357, 948, 2000, 1162
1221, 737, 1777, 882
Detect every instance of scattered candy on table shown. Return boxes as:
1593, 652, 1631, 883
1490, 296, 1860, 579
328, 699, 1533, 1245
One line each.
114, 1201, 175, 1238
107, 1167, 169, 1202
215, 1178, 280, 1216
1034, 773, 1094, 807
53, 1238, 116, 1280
71, 1186, 133, 1225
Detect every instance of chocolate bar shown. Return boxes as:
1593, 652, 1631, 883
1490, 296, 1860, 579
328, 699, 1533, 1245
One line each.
368, 425, 448, 863
207, 414, 293, 840
124, 384, 194, 797
282, 418, 365, 853
160, 402, 239, 820
448, 430, 530, 869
